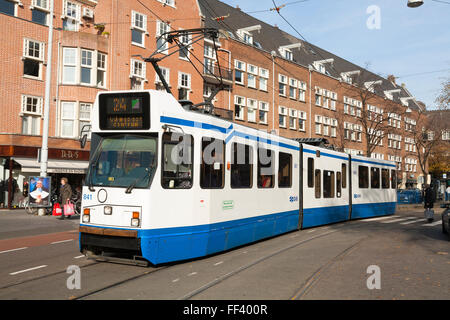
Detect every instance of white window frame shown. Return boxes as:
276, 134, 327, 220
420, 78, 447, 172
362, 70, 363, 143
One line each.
62, 47, 77, 84
156, 20, 170, 54
130, 59, 146, 80
234, 95, 246, 121
259, 101, 269, 124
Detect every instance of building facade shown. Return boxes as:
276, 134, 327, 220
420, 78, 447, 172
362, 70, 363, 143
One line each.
0, 0, 427, 208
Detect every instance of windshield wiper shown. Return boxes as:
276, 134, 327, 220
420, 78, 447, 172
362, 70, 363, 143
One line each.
125, 166, 154, 194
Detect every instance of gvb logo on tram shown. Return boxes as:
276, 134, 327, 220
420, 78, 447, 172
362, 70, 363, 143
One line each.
78, 90, 397, 266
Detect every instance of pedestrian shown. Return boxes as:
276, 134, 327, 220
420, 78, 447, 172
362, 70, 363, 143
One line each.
446, 185, 450, 202
424, 184, 435, 222
58, 177, 72, 220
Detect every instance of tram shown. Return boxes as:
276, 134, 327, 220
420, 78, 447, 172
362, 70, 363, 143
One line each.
79, 90, 397, 265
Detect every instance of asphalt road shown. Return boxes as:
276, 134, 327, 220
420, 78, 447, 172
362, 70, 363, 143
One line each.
0, 208, 448, 300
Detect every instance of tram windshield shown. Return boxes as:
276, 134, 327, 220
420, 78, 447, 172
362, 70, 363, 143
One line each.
87, 134, 157, 189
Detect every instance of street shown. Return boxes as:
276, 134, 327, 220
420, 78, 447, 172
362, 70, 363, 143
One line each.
0, 207, 448, 300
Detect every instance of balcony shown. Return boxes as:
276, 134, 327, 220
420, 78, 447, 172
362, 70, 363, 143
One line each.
203, 62, 233, 86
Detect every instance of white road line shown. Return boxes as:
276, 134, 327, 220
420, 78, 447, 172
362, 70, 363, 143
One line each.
423, 220, 442, 227
0, 247, 28, 254
214, 261, 223, 266
380, 217, 413, 224
360, 215, 399, 222
172, 278, 180, 283
9, 265, 47, 275
307, 229, 316, 233
400, 218, 424, 225
188, 272, 197, 276
50, 239, 74, 245
74, 255, 85, 259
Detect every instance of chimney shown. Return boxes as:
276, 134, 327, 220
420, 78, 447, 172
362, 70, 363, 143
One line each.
274, 24, 278, 28
387, 74, 396, 85
236, 5, 241, 10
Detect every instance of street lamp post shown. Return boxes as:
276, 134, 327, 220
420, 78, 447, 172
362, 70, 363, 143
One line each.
38, 0, 54, 216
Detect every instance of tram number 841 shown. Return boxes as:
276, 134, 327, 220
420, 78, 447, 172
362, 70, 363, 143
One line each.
227, 305, 268, 315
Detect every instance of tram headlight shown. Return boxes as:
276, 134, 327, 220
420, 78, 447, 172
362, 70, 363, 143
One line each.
131, 212, 140, 227
82, 208, 90, 223
104, 206, 112, 215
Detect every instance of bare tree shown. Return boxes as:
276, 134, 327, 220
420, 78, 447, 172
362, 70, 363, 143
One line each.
334, 70, 407, 158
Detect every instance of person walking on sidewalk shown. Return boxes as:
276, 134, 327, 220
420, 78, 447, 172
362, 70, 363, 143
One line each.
58, 177, 72, 220
446, 185, 450, 202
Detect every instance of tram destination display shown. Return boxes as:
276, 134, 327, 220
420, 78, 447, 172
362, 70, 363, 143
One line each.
99, 92, 150, 130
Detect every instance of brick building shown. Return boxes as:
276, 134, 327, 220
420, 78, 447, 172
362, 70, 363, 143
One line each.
0, 0, 203, 208
0, 0, 427, 208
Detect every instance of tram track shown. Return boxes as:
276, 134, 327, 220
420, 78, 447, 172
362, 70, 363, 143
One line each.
178, 228, 340, 300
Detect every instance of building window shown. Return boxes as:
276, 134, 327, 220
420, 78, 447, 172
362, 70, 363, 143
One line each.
0, 0, 15, 16
97, 52, 106, 88
259, 68, 269, 91
289, 78, 297, 99
23, 39, 44, 79
289, 109, 297, 130
179, 32, 190, 60
247, 64, 258, 89
155, 66, 170, 90
231, 143, 253, 189
156, 20, 170, 53
234, 60, 245, 85
247, 98, 257, 123
61, 101, 76, 137
62, 47, 77, 84
21, 95, 42, 135
78, 102, 91, 137
63, 0, 80, 31
315, 115, 322, 135
32, 4, 48, 25
279, 74, 287, 96
234, 95, 245, 121
298, 111, 306, 132
131, 11, 147, 47
259, 101, 268, 124
279, 106, 287, 128
298, 82, 306, 102
178, 72, 191, 100
80, 49, 93, 85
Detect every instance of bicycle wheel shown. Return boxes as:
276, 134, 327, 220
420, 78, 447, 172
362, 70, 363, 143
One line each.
26, 203, 38, 215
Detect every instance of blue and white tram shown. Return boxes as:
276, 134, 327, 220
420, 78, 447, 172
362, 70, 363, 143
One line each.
79, 90, 397, 265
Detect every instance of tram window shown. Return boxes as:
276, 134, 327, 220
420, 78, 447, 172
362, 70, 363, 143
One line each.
381, 169, 390, 189
161, 132, 193, 189
307, 158, 314, 188
336, 172, 342, 198
358, 166, 369, 189
314, 169, 321, 198
370, 167, 380, 189
323, 171, 335, 198
278, 152, 292, 188
231, 143, 253, 189
391, 169, 397, 189
258, 148, 275, 188
342, 163, 347, 189
200, 138, 225, 189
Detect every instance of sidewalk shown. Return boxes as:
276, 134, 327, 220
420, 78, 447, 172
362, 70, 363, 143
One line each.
0, 209, 79, 240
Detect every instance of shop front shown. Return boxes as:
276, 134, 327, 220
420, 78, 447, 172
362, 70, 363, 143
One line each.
0, 145, 89, 209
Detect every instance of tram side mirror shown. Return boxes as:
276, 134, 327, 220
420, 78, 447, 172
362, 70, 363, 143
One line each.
80, 134, 88, 149
79, 124, 92, 149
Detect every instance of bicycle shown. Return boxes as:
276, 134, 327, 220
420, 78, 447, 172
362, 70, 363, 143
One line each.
24, 197, 52, 215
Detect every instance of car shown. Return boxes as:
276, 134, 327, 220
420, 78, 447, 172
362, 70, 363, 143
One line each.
441, 202, 450, 240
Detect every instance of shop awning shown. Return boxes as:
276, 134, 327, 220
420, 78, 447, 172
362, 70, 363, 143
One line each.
13, 157, 89, 174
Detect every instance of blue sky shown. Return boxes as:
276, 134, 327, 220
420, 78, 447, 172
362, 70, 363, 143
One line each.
219, 0, 450, 109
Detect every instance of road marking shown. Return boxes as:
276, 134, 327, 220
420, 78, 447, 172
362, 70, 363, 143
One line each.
423, 220, 442, 226
188, 272, 198, 276
74, 255, 85, 259
307, 229, 316, 233
400, 218, 424, 225
50, 239, 74, 245
214, 261, 223, 266
380, 217, 414, 224
9, 265, 47, 275
172, 278, 180, 283
360, 215, 399, 222
290, 234, 299, 238
0, 247, 28, 254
